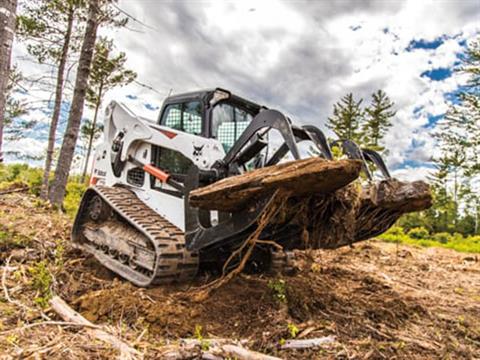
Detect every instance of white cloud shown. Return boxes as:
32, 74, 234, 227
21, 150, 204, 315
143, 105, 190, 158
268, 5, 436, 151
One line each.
7, 0, 480, 184
4, 137, 46, 159
391, 166, 434, 182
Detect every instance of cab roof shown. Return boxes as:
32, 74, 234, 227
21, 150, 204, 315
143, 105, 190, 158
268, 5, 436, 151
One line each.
163, 88, 263, 114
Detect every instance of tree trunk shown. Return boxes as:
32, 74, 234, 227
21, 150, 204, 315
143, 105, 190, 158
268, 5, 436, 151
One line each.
40, 5, 74, 200
80, 88, 102, 184
453, 168, 458, 228
0, 0, 17, 162
475, 203, 479, 235
49, 0, 99, 206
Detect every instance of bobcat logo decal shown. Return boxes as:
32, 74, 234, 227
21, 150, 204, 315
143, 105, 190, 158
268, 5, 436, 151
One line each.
193, 145, 204, 157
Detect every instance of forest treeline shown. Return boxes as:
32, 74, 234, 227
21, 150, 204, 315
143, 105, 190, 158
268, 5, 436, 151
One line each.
0, 1, 479, 241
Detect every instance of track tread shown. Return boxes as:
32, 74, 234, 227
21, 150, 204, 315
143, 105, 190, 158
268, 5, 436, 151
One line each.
80, 185, 198, 286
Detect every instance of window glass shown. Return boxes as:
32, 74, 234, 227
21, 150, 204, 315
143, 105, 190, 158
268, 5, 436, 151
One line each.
163, 104, 182, 130
183, 101, 202, 135
152, 146, 193, 187
161, 101, 203, 135
212, 103, 235, 151
212, 103, 252, 152
235, 107, 252, 139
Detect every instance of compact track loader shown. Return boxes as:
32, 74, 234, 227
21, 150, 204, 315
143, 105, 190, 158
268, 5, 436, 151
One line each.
72, 88, 432, 286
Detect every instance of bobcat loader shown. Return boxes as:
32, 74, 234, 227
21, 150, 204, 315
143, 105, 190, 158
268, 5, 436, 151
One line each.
72, 88, 431, 286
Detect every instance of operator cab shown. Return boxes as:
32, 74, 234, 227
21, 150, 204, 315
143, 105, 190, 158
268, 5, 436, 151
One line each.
158, 88, 263, 152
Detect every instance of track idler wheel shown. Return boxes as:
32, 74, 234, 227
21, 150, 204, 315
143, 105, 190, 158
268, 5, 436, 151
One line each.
88, 195, 110, 222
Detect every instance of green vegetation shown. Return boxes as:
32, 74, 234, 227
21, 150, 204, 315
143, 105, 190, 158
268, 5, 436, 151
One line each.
325, 39, 480, 241
379, 226, 480, 253
193, 325, 210, 351
64, 180, 87, 217
326, 89, 396, 153
287, 323, 299, 338
0, 230, 31, 251
268, 279, 287, 303
28, 260, 53, 308
0, 163, 86, 217
0, 163, 43, 195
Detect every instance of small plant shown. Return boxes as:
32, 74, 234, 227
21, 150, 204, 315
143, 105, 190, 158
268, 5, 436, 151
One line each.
433, 232, 451, 244
6, 334, 18, 345
0, 230, 30, 251
268, 279, 287, 303
408, 227, 429, 240
54, 240, 65, 266
311, 262, 322, 273
64, 181, 88, 218
28, 260, 52, 308
194, 324, 210, 351
387, 226, 405, 236
287, 323, 299, 338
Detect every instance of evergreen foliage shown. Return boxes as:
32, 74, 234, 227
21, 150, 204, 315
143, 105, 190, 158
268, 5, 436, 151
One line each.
327, 93, 364, 143
80, 37, 136, 182
362, 89, 395, 151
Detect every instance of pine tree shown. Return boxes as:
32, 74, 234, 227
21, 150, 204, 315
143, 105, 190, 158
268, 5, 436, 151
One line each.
80, 37, 136, 182
48, 0, 101, 206
429, 37, 480, 236
428, 162, 456, 232
0, 0, 17, 162
3, 67, 31, 141
48, 0, 127, 206
79, 118, 103, 179
17, 0, 85, 199
362, 89, 396, 151
461, 38, 480, 89
433, 116, 467, 228
326, 93, 364, 143
458, 38, 480, 174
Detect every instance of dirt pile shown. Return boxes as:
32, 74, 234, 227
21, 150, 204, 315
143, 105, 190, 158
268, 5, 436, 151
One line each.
1, 192, 479, 359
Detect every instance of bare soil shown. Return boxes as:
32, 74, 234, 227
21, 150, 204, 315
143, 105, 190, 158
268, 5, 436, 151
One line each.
0, 192, 479, 359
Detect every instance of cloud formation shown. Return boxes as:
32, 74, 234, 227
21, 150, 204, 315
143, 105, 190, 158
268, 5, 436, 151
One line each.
9, 0, 480, 179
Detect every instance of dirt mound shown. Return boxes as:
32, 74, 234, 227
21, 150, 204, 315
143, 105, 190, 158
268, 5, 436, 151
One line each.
1, 192, 479, 359
72, 261, 433, 358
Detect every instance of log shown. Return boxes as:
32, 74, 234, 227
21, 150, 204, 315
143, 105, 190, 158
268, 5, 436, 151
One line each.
49, 296, 142, 360
157, 339, 282, 360
190, 158, 362, 212
222, 344, 281, 360
280, 336, 336, 349
0, 186, 29, 195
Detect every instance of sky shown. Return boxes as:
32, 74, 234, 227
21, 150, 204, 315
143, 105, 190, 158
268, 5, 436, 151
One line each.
5, 0, 480, 180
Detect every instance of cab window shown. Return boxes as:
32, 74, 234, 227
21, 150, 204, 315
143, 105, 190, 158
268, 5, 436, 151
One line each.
212, 103, 253, 152
161, 101, 203, 135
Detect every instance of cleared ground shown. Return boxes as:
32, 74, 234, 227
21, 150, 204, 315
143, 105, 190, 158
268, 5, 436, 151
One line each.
0, 192, 479, 359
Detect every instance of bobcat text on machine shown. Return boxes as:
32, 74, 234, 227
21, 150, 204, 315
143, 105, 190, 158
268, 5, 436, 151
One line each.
72, 88, 429, 287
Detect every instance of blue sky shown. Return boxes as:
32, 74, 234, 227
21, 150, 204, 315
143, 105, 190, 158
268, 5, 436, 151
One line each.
6, 0, 480, 180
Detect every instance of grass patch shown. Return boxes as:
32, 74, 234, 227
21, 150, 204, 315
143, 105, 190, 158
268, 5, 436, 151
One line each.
28, 260, 53, 308
379, 226, 480, 253
64, 181, 87, 218
0, 229, 31, 252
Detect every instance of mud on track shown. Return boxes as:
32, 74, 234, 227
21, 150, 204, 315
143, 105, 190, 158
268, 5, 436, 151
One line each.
1, 192, 479, 359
